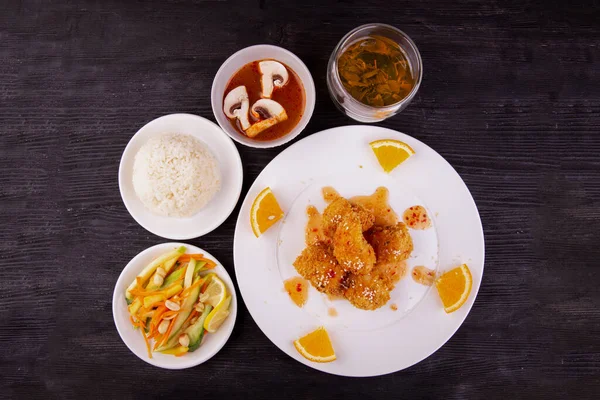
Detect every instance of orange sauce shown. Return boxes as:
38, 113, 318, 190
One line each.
350, 187, 398, 226
305, 206, 330, 245
322, 186, 341, 203
403, 205, 431, 230
283, 276, 309, 307
224, 60, 305, 142
412, 266, 436, 286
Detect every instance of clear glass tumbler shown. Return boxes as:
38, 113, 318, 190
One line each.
327, 23, 423, 123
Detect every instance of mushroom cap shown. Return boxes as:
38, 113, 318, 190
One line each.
223, 86, 249, 118
223, 86, 251, 130
250, 99, 287, 120
259, 61, 289, 98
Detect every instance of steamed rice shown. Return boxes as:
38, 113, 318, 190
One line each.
132, 134, 221, 217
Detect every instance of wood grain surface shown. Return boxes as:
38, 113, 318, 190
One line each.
1, 0, 599, 398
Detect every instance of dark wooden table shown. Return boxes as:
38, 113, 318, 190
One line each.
2, 0, 599, 398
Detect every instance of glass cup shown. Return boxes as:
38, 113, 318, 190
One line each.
327, 23, 423, 123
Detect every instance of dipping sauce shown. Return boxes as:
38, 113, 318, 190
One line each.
224, 60, 305, 141
284, 276, 309, 307
350, 187, 398, 226
337, 35, 415, 107
403, 205, 431, 230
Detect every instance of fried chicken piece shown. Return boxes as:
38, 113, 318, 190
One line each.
332, 212, 376, 274
343, 272, 391, 310
370, 260, 407, 290
343, 257, 407, 310
365, 223, 413, 264
293, 243, 347, 296
322, 198, 374, 238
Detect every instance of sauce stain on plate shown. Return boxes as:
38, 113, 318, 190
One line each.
284, 276, 309, 307
412, 266, 436, 286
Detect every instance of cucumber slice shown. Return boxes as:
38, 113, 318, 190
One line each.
143, 294, 164, 309
157, 260, 204, 289
184, 259, 196, 288
194, 261, 206, 276
162, 267, 185, 288
156, 276, 202, 351
145, 256, 180, 291
126, 246, 185, 300
185, 305, 213, 352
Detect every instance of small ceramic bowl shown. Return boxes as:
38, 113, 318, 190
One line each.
119, 113, 243, 240
211, 45, 316, 148
112, 242, 237, 369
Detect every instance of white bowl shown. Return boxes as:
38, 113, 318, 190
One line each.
211, 45, 316, 148
112, 242, 238, 369
119, 113, 243, 240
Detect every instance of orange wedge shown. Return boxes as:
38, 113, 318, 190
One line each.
370, 139, 415, 173
293, 327, 336, 363
250, 187, 284, 237
435, 264, 473, 313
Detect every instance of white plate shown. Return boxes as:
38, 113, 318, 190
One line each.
112, 242, 237, 369
119, 114, 243, 239
233, 125, 484, 377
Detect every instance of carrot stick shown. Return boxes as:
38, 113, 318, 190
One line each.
129, 282, 182, 297
129, 287, 163, 297
153, 336, 163, 351
141, 330, 153, 359
160, 310, 181, 320
177, 254, 204, 262
149, 305, 167, 333
177, 255, 216, 268
157, 319, 175, 349
163, 320, 175, 343
201, 278, 213, 293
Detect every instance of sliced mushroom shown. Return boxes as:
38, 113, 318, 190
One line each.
250, 99, 288, 121
223, 86, 251, 130
246, 99, 288, 138
259, 61, 289, 98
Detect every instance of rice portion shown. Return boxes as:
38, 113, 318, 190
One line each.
132, 134, 221, 217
